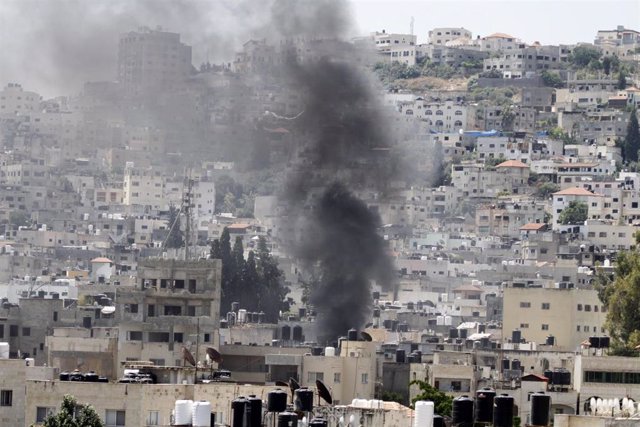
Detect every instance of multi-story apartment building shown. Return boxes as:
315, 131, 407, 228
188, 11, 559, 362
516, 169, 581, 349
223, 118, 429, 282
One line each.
117, 27, 192, 96
0, 83, 41, 116
428, 27, 472, 45
122, 165, 164, 211
503, 285, 607, 349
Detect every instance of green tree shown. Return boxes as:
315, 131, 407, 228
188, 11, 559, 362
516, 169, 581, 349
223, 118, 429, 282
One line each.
533, 182, 560, 199
623, 109, 640, 163
540, 70, 564, 88
569, 45, 602, 67
9, 211, 29, 228
256, 237, 290, 322
165, 204, 183, 249
410, 381, 453, 416
558, 201, 588, 225
597, 246, 640, 355
40, 394, 104, 427
602, 56, 612, 75
618, 71, 627, 90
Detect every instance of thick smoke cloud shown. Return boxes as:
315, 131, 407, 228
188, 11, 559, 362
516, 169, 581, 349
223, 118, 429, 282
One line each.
0, 0, 271, 97
269, 0, 397, 343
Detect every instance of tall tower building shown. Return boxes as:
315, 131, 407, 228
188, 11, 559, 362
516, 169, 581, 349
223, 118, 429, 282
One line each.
117, 27, 192, 96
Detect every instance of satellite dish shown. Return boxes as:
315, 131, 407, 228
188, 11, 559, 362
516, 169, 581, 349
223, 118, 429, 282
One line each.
275, 380, 289, 387
182, 347, 196, 367
206, 347, 223, 364
316, 379, 333, 405
100, 306, 116, 315
289, 377, 300, 401
361, 331, 373, 342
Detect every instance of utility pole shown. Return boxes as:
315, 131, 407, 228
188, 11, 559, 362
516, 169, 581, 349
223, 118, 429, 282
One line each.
182, 173, 195, 261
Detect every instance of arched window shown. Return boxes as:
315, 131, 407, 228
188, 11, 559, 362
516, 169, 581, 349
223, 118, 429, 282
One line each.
454, 120, 463, 127
435, 120, 444, 127
425, 110, 433, 115
435, 110, 444, 116
455, 110, 463, 116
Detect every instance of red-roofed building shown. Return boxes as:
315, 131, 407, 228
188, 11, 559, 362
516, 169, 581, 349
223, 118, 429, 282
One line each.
552, 187, 600, 231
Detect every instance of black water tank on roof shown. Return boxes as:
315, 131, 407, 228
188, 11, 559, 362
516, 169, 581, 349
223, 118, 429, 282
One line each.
267, 389, 288, 413
600, 336, 610, 348
501, 358, 510, 371
530, 392, 551, 426
589, 336, 600, 348
475, 387, 496, 423
493, 394, 514, 427
395, 349, 406, 363
231, 397, 248, 427
294, 388, 314, 412
277, 412, 298, 427
543, 369, 553, 383
452, 395, 474, 427
553, 368, 571, 385
512, 329, 521, 343
292, 325, 303, 341
308, 418, 328, 427
449, 328, 459, 339
248, 395, 262, 427
282, 325, 291, 340
347, 328, 358, 341
459, 328, 468, 339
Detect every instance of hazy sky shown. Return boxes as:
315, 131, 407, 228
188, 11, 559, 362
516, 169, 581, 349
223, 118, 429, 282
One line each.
0, 0, 638, 98
349, 0, 640, 45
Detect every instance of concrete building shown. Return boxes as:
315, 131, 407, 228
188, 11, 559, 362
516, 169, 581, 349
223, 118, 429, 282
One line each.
0, 358, 58, 427
117, 27, 192, 96
428, 27, 472, 46
122, 165, 164, 211
502, 285, 607, 349
0, 83, 41, 116
595, 25, 640, 46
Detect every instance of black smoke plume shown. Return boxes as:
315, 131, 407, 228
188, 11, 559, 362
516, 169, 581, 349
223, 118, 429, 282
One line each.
304, 183, 394, 344
268, 1, 398, 344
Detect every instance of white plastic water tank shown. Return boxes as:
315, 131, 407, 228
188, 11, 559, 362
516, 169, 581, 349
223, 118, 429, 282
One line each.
174, 400, 193, 425
192, 401, 212, 427
25, 358, 35, 367
325, 347, 336, 357
436, 316, 444, 326
414, 400, 434, 427
238, 309, 247, 323
0, 342, 9, 359
444, 315, 452, 326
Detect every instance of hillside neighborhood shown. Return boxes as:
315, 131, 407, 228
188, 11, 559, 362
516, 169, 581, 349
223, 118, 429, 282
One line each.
1, 8, 640, 427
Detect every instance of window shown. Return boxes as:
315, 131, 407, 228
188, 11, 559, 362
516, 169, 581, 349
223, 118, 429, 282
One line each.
128, 331, 142, 341
22, 327, 31, 336
542, 324, 549, 330
36, 407, 55, 423
519, 302, 531, 308
147, 410, 160, 426
308, 372, 324, 382
129, 304, 138, 314
334, 373, 341, 383
1, 390, 12, 406
577, 304, 583, 311
204, 333, 211, 343
0, 325, 3, 339
361, 373, 369, 384
9, 325, 18, 337
541, 303, 550, 310
585, 305, 591, 312
105, 410, 126, 427
520, 323, 529, 328
173, 333, 184, 343
147, 304, 155, 317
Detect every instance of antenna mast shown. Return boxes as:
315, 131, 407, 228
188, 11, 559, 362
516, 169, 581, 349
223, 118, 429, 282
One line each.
410, 16, 415, 36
